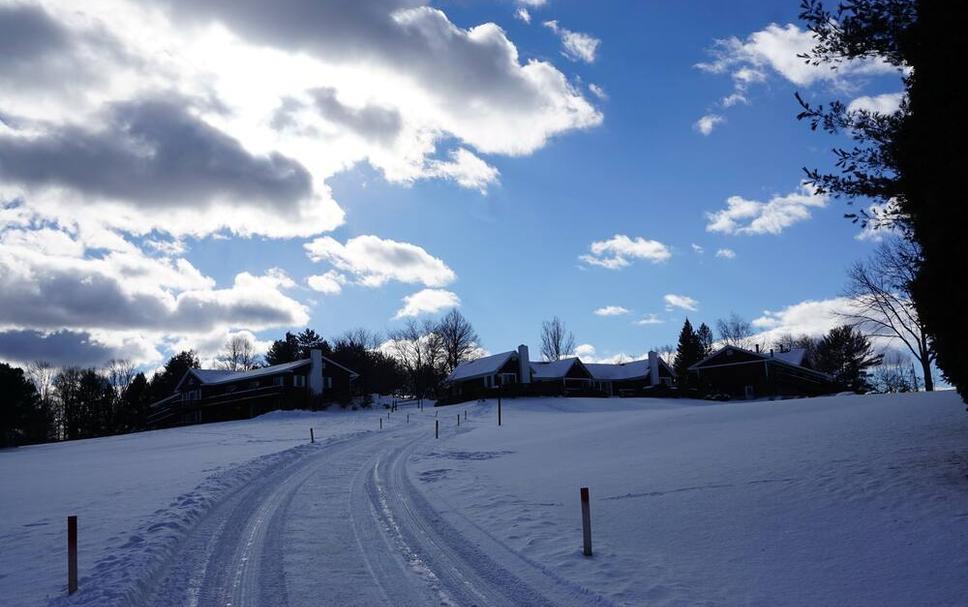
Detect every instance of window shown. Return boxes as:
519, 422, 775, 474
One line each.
498, 373, 517, 386
484, 375, 493, 388
294, 375, 306, 388
273, 376, 284, 386
325, 377, 333, 389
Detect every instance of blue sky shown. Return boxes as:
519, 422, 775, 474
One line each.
0, 0, 906, 367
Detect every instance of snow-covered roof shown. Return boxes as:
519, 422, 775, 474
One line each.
191, 360, 310, 386
689, 345, 830, 379
530, 358, 581, 380
585, 359, 652, 381
772, 348, 806, 366
445, 351, 516, 383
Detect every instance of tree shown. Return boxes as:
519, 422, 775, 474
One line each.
119, 372, 151, 432
695, 322, 715, 357
26, 360, 58, 440
296, 329, 330, 358
716, 313, 756, 350
215, 334, 260, 371
650, 344, 677, 365
265, 332, 301, 366
872, 351, 915, 394
387, 319, 445, 398
0, 362, 46, 446
772, 334, 820, 367
540, 317, 575, 362
149, 350, 200, 401
797, 1, 968, 400
673, 319, 706, 386
813, 325, 883, 392
436, 309, 481, 374
841, 238, 934, 390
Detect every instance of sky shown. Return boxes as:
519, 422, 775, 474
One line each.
0, 0, 907, 369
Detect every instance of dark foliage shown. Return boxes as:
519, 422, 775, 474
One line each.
148, 350, 200, 402
813, 325, 883, 392
264, 331, 301, 366
797, 0, 968, 400
673, 319, 706, 386
0, 362, 48, 446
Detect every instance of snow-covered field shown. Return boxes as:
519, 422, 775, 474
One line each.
2, 392, 966, 606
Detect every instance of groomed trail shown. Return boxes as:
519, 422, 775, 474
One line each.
140, 406, 606, 607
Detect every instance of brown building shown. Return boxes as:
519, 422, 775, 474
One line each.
689, 345, 838, 399
147, 349, 358, 427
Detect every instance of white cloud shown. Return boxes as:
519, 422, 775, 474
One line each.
517, 0, 547, 6
691, 243, 704, 254
426, 148, 500, 193
706, 183, 828, 235
581, 234, 672, 269
635, 314, 664, 326
715, 248, 736, 259
594, 306, 630, 317
515, 8, 531, 23
306, 270, 347, 295
855, 199, 904, 241
847, 92, 905, 115
393, 288, 460, 319
664, 294, 698, 312
694, 114, 724, 135
572, 343, 649, 364
588, 83, 607, 100
305, 235, 456, 288
750, 297, 858, 347
544, 20, 600, 63
696, 23, 897, 89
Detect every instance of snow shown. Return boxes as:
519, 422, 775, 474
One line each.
445, 350, 515, 382
2, 391, 966, 606
530, 358, 581, 380
0, 406, 383, 607
411, 392, 968, 606
585, 360, 651, 381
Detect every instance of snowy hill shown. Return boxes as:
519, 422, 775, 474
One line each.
2, 392, 966, 606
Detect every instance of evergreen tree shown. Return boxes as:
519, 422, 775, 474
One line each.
149, 350, 200, 401
673, 319, 706, 386
265, 332, 301, 366
296, 329, 330, 358
0, 362, 47, 446
696, 322, 715, 357
813, 325, 883, 393
119, 373, 151, 432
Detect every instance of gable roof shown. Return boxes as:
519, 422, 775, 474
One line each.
445, 351, 517, 383
689, 345, 830, 379
175, 354, 359, 392
585, 359, 651, 381
530, 357, 587, 380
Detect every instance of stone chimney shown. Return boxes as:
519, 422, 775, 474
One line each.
518, 344, 531, 384
309, 348, 324, 396
648, 350, 660, 385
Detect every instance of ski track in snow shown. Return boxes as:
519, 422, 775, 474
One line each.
54, 408, 604, 607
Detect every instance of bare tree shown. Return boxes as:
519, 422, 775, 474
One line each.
216, 334, 260, 371
716, 313, 756, 350
436, 309, 481, 373
540, 316, 575, 361
842, 238, 934, 391
387, 319, 445, 398
104, 359, 136, 401
27, 360, 58, 440
650, 344, 677, 365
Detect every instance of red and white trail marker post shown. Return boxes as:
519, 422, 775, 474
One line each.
67, 515, 78, 594
580, 487, 593, 557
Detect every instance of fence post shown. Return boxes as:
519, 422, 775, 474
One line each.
67, 515, 78, 594
310, 427, 314, 443
498, 396, 502, 427
407, 413, 410, 424
457, 414, 460, 427
435, 419, 439, 439
464, 410, 467, 421
379, 418, 382, 430
580, 487, 592, 557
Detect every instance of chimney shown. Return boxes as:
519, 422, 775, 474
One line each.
308, 348, 324, 396
769, 348, 774, 357
518, 344, 531, 384
755, 344, 760, 353
648, 350, 660, 385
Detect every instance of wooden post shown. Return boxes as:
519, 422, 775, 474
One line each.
310, 428, 314, 443
498, 395, 502, 426
580, 487, 592, 557
435, 419, 439, 439
457, 414, 460, 427
464, 410, 467, 421
379, 418, 382, 430
407, 413, 410, 424
67, 515, 78, 594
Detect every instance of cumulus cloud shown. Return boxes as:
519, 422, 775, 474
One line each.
664, 294, 698, 312
716, 248, 736, 259
426, 148, 500, 193
694, 113, 724, 135
515, 8, 531, 24
305, 235, 456, 288
634, 314, 664, 326
594, 306, 630, 317
306, 270, 347, 295
750, 297, 857, 346
691, 243, 704, 254
847, 92, 905, 115
393, 288, 460, 319
544, 20, 600, 63
573, 343, 647, 364
855, 199, 904, 242
706, 183, 828, 235
588, 83, 607, 100
580, 234, 671, 269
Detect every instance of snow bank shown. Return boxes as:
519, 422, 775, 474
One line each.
412, 392, 968, 606
0, 408, 378, 607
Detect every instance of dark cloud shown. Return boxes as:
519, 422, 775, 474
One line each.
0, 98, 313, 210
0, 330, 117, 367
271, 89, 402, 143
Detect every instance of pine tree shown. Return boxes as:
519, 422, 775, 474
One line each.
265, 332, 301, 366
148, 350, 200, 402
696, 322, 715, 357
673, 319, 705, 387
296, 329, 330, 358
813, 325, 883, 393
